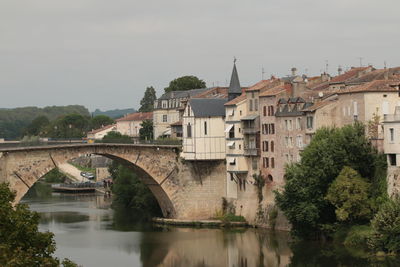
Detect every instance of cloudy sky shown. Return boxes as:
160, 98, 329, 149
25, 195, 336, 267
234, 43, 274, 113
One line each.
1, 0, 399, 111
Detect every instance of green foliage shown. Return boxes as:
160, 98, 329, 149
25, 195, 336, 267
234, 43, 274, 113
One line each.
164, 75, 206, 93
46, 114, 90, 139
369, 198, 400, 253
24, 116, 50, 136
109, 162, 161, 217
92, 108, 136, 119
97, 131, 133, 143
326, 166, 372, 223
139, 86, 157, 112
253, 172, 265, 203
139, 120, 153, 140
42, 168, 66, 183
0, 105, 89, 139
275, 123, 387, 239
21, 135, 41, 146
214, 212, 246, 222
343, 225, 373, 248
89, 115, 114, 131
0, 183, 77, 266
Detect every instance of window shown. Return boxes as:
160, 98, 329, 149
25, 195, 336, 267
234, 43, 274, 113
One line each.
187, 123, 192, 138
270, 106, 274, 116
239, 144, 241, 149
265, 141, 269, 152
255, 99, 258, 111
229, 126, 235, 139
285, 120, 288, 130
297, 135, 303, 148
249, 99, 253, 111
263, 106, 267, 116
264, 157, 269, 168
271, 158, 275, 168
285, 136, 289, 147
389, 154, 397, 166
306, 116, 314, 129
252, 158, 258, 170
188, 106, 190, 116
163, 115, 168, 122
271, 124, 275, 134
204, 121, 207, 135
240, 110, 242, 116
289, 137, 293, 147
390, 128, 394, 142
288, 120, 293, 130
296, 118, 301, 130
271, 141, 274, 152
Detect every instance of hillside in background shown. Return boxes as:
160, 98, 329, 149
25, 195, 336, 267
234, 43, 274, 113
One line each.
0, 105, 90, 139
92, 108, 136, 119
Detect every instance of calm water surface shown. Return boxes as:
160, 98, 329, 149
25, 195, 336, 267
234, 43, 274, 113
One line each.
22, 183, 400, 267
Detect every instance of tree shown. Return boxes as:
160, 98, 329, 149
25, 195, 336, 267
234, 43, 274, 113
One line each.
369, 197, 400, 253
24, 116, 50, 136
275, 123, 387, 239
109, 162, 162, 217
0, 183, 77, 266
139, 86, 157, 112
89, 115, 114, 130
98, 131, 133, 143
139, 120, 153, 140
164, 76, 206, 93
46, 114, 90, 138
326, 166, 372, 223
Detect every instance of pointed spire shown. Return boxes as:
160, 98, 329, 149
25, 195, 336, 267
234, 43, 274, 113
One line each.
228, 59, 241, 101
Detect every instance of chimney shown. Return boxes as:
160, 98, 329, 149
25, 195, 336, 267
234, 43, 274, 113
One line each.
321, 72, 330, 82
291, 67, 297, 76
384, 70, 389, 80
338, 66, 343, 75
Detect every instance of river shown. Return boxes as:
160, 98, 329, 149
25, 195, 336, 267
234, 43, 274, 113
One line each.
21, 183, 399, 267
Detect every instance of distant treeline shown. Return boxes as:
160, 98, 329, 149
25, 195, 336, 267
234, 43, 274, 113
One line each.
0, 105, 90, 139
92, 108, 136, 119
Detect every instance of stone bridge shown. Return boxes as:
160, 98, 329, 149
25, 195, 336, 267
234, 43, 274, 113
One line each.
0, 144, 226, 220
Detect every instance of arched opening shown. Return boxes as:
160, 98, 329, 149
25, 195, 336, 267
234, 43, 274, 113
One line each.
18, 152, 176, 219
267, 175, 273, 182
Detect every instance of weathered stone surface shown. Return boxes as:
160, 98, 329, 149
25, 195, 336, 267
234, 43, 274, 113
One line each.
0, 144, 226, 220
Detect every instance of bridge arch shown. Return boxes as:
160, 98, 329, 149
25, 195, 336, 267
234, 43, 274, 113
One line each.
0, 144, 180, 218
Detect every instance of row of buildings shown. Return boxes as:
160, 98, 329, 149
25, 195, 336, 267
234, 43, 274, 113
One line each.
151, 62, 400, 224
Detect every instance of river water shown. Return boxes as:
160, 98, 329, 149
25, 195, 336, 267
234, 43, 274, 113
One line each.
22, 183, 399, 267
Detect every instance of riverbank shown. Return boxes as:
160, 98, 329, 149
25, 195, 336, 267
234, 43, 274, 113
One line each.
153, 217, 248, 228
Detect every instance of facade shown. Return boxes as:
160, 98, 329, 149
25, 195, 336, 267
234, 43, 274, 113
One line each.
87, 124, 117, 140
182, 98, 227, 160
116, 112, 153, 139
153, 87, 227, 139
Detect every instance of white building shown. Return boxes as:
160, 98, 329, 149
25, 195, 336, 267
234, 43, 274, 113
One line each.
87, 124, 117, 140
182, 98, 227, 160
115, 112, 152, 138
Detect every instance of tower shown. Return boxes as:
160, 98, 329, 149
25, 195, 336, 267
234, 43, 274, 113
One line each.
228, 58, 242, 101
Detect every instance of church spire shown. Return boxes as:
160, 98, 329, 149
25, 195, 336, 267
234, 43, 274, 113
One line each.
228, 58, 241, 101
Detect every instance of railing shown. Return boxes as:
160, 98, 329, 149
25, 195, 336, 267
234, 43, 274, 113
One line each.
242, 127, 259, 134
384, 114, 400, 122
244, 147, 260, 156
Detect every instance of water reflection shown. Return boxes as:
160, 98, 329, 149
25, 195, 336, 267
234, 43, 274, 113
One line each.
22, 183, 400, 267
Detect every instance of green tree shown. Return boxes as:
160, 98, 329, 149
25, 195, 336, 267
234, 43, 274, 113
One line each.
24, 116, 50, 136
98, 131, 133, 143
139, 86, 157, 112
139, 120, 153, 140
109, 162, 161, 217
89, 115, 114, 130
164, 75, 206, 93
275, 123, 387, 239
46, 114, 90, 138
326, 166, 372, 223
0, 183, 77, 266
369, 197, 400, 253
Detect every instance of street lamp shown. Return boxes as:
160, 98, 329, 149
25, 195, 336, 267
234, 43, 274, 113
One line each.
69, 124, 72, 143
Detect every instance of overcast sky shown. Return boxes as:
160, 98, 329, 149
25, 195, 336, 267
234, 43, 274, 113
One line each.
1, 0, 399, 111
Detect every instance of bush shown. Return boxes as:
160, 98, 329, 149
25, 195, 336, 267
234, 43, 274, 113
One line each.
344, 225, 373, 248
42, 168, 66, 183
369, 198, 400, 253
214, 213, 246, 223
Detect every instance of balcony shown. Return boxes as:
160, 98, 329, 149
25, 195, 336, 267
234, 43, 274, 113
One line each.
242, 127, 259, 134
244, 147, 260, 156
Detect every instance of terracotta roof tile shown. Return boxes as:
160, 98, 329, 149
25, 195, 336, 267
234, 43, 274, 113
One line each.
336, 80, 400, 94
225, 93, 246, 106
330, 66, 371, 84
116, 112, 153, 122
259, 84, 290, 97
302, 98, 337, 112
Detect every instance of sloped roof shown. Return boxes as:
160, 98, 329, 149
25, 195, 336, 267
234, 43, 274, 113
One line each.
229, 63, 241, 95
346, 67, 400, 84
189, 98, 227, 117
88, 124, 116, 134
302, 97, 338, 112
259, 84, 289, 97
225, 93, 246, 106
116, 112, 153, 122
158, 88, 210, 100
330, 66, 371, 84
336, 79, 400, 94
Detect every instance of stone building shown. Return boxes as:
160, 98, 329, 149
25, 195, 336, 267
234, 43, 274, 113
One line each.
87, 124, 117, 140
153, 87, 227, 139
